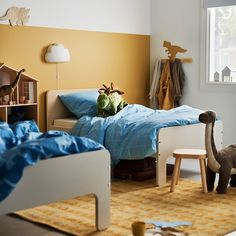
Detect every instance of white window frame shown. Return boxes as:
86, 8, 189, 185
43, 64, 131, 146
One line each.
200, 0, 236, 91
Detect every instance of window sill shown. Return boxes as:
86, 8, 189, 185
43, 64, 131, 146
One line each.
207, 81, 236, 85
200, 80, 236, 93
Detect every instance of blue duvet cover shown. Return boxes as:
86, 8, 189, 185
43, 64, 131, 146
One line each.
70, 105, 203, 164
0, 120, 104, 202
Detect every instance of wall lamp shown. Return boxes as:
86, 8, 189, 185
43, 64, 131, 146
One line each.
45, 43, 70, 89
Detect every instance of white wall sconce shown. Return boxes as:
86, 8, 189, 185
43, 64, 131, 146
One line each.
45, 43, 70, 89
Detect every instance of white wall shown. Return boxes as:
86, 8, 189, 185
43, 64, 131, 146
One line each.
0, 0, 150, 35
151, 0, 236, 145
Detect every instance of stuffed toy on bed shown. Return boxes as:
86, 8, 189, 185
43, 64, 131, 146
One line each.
199, 111, 236, 194
97, 82, 128, 118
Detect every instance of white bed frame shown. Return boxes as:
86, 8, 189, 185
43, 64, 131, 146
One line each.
46, 89, 223, 186
0, 149, 110, 231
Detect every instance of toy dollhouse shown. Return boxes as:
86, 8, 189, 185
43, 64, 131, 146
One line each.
0, 63, 38, 124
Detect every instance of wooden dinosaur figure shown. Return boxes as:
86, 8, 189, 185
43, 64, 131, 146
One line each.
0, 68, 25, 104
0, 7, 30, 26
163, 41, 187, 62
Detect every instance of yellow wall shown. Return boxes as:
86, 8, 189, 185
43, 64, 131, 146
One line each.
0, 24, 150, 131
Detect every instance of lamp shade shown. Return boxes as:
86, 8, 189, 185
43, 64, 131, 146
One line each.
45, 43, 70, 63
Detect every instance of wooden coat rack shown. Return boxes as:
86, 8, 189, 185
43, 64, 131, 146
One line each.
161, 40, 192, 63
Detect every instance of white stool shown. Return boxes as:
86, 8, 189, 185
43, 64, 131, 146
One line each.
170, 149, 207, 193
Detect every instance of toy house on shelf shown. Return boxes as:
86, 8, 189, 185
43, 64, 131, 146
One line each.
0, 63, 38, 124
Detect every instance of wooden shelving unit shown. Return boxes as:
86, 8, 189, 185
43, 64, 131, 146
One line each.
0, 63, 38, 124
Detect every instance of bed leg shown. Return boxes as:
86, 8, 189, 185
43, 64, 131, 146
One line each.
156, 154, 168, 186
95, 184, 110, 230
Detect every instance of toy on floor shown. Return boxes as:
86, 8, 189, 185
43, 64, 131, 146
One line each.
199, 111, 236, 194
97, 82, 128, 117
145, 221, 191, 236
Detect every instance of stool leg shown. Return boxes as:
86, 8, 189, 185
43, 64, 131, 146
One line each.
199, 159, 208, 193
176, 158, 182, 185
170, 158, 181, 192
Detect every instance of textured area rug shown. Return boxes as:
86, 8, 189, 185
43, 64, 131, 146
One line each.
15, 179, 236, 236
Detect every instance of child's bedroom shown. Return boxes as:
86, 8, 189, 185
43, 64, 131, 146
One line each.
0, 0, 236, 235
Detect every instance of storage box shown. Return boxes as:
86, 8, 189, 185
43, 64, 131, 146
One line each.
113, 157, 174, 181
115, 157, 155, 172
114, 167, 156, 181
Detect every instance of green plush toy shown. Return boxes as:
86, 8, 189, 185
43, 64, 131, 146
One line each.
97, 82, 128, 117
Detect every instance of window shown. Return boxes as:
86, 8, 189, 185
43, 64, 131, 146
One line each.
201, 0, 236, 86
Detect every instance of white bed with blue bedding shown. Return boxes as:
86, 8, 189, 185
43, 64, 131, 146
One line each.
0, 120, 110, 231
46, 89, 223, 186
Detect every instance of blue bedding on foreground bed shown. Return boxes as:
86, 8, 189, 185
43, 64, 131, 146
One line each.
70, 105, 203, 164
0, 120, 104, 202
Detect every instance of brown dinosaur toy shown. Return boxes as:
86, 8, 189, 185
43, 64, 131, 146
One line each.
199, 111, 236, 194
0, 68, 25, 104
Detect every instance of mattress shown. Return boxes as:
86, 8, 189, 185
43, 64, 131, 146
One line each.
53, 118, 77, 128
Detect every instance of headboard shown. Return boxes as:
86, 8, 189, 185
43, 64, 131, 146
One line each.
46, 89, 97, 131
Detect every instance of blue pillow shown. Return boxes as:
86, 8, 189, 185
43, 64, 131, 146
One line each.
0, 122, 15, 153
10, 120, 40, 140
59, 91, 99, 118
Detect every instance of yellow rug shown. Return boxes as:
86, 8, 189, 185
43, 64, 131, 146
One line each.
15, 179, 236, 236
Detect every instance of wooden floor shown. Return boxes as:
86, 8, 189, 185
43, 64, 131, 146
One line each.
0, 160, 202, 236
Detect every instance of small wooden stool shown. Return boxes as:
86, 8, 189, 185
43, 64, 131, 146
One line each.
170, 149, 208, 193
